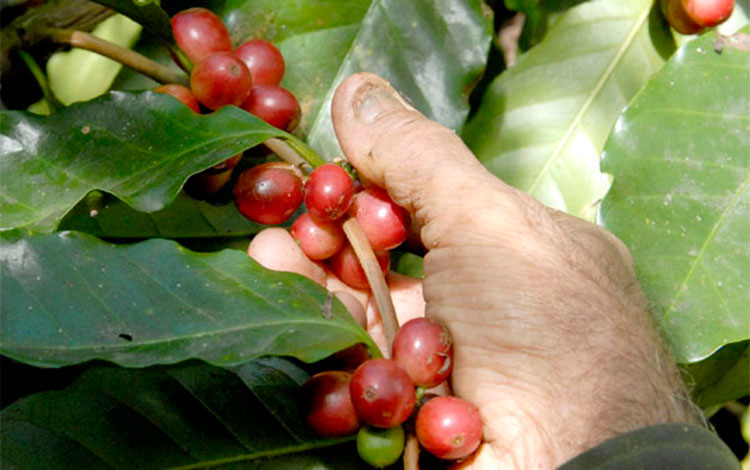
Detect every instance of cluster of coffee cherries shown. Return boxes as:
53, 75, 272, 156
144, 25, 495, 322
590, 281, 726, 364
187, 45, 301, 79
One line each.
234, 161, 408, 289
661, 0, 734, 34
301, 318, 483, 467
154, 7, 300, 194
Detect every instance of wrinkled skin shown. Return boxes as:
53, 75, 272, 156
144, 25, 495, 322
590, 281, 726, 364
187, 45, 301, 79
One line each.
250, 73, 700, 469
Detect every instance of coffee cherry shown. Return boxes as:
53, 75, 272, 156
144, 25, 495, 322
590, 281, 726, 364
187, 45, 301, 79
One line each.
290, 213, 345, 260
300, 371, 360, 438
190, 52, 253, 110
235, 39, 286, 86
683, 0, 734, 27
171, 8, 232, 64
349, 358, 415, 428
241, 84, 300, 131
304, 163, 355, 222
349, 187, 409, 250
661, 0, 705, 34
392, 318, 453, 388
154, 84, 201, 113
328, 244, 389, 290
357, 425, 405, 468
210, 153, 243, 171
416, 396, 482, 460
233, 162, 304, 225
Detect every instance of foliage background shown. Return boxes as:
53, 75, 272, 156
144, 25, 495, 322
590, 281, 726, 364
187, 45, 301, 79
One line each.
0, 0, 748, 467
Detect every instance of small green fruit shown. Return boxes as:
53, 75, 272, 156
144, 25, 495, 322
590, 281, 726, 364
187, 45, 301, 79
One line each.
356, 425, 405, 468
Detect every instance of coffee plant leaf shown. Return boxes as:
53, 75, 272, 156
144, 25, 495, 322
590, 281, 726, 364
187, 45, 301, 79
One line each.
0, 359, 361, 469
91, 0, 174, 48
600, 28, 750, 364
0, 230, 377, 367
0, 92, 286, 232
58, 190, 265, 239
220, 0, 493, 158
462, 0, 675, 221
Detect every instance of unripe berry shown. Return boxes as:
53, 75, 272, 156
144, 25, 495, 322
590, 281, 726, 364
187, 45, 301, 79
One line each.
300, 371, 360, 438
190, 52, 253, 110
416, 396, 482, 460
171, 8, 232, 64
357, 425, 405, 468
349, 358, 415, 428
235, 39, 286, 86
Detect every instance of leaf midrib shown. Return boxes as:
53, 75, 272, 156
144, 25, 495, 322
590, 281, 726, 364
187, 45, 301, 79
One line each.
661, 171, 750, 324
526, 5, 651, 195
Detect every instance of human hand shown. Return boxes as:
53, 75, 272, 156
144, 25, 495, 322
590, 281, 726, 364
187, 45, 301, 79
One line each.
326, 73, 699, 468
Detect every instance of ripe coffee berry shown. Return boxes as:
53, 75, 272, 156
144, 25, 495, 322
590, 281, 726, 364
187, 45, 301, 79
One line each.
290, 213, 345, 260
304, 163, 355, 222
349, 358, 415, 428
235, 39, 286, 86
661, 0, 704, 33
416, 396, 482, 460
190, 52, 253, 110
233, 162, 303, 225
328, 243, 389, 290
684, 0, 734, 26
300, 371, 360, 438
349, 187, 409, 250
154, 84, 200, 113
241, 84, 300, 131
357, 425, 405, 469
392, 317, 453, 388
171, 8, 232, 64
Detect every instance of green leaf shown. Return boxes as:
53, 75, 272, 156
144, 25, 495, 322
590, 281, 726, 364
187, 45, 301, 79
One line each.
1, 360, 362, 469
58, 191, 264, 239
220, 0, 493, 157
686, 341, 749, 408
0, 91, 286, 232
0, 230, 377, 367
599, 29, 750, 363
462, 0, 675, 221
91, 0, 175, 48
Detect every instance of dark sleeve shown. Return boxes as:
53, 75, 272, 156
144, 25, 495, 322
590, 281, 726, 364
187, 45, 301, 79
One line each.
558, 423, 741, 470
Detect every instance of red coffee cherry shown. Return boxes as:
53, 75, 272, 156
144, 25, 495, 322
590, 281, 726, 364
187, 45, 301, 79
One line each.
300, 371, 361, 438
661, 0, 705, 34
241, 84, 300, 131
349, 358, 416, 428
328, 244, 389, 290
233, 162, 304, 225
683, 0, 734, 27
416, 396, 482, 460
190, 52, 253, 110
349, 187, 409, 250
235, 39, 286, 86
304, 163, 355, 222
171, 8, 232, 64
392, 318, 453, 388
153, 84, 201, 113
290, 212, 345, 260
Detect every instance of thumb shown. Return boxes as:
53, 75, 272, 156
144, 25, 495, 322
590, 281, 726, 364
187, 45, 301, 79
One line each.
331, 73, 536, 248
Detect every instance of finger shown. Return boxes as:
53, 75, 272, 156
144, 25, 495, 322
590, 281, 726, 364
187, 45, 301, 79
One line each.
332, 291, 367, 328
331, 73, 539, 248
247, 228, 327, 286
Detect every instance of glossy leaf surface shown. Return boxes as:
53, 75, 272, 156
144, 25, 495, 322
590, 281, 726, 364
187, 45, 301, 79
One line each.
600, 30, 750, 363
0, 359, 363, 469
0, 92, 286, 231
0, 231, 377, 367
220, 0, 493, 157
463, 0, 675, 221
